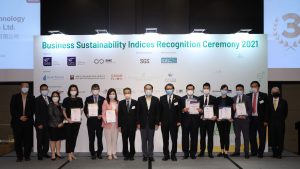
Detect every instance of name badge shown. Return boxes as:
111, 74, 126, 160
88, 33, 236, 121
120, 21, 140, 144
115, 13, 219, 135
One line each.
131, 106, 136, 109
174, 102, 178, 106
259, 100, 264, 104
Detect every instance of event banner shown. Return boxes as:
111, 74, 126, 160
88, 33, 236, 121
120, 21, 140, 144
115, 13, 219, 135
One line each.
34, 34, 267, 152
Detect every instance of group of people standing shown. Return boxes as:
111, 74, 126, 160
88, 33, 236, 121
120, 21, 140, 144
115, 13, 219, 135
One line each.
10, 81, 288, 163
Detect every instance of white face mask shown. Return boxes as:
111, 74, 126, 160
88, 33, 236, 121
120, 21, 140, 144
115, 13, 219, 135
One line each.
251, 88, 258, 93
236, 90, 243, 96
41, 90, 49, 96
145, 90, 152, 96
109, 94, 116, 100
221, 90, 227, 96
92, 90, 99, 95
203, 89, 210, 95
21, 87, 29, 94
187, 90, 194, 96
70, 91, 77, 96
124, 94, 131, 100
52, 97, 59, 103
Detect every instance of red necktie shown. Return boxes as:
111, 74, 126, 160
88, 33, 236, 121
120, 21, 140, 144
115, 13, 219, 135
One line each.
252, 93, 257, 113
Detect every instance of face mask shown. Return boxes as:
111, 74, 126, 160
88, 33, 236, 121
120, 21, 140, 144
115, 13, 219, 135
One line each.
236, 90, 243, 96
165, 89, 173, 95
251, 88, 258, 93
272, 92, 280, 98
41, 90, 48, 96
187, 90, 194, 96
203, 89, 210, 95
70, 91, 77, 96
21, 87, 29, 94
145, 90, 152, 96
52, 97, 59, 103
109, 94, 116, 100
124, 94, 131, 100
221, 90, 227, 96
92, 90, 99, 95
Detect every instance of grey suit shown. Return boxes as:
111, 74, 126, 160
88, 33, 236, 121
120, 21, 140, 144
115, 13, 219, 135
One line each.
233, 94, 252, 154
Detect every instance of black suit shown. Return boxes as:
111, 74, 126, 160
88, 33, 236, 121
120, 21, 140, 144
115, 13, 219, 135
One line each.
159, 94, 182, 157
199, 95, 218, 154
137, 96, 160, 157
84, 95, 105, 157
118, 99, 138, 158
10, 93, 35, 160
181, 95, 200, 157
268, 97, 288, 156
247, 92, 268, 156
35, 95, 51, 158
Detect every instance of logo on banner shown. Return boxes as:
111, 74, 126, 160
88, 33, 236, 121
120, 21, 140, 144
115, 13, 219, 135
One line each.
140, 58, 150, 64
70, 74, 105, 80
111, 74, 123, 80
67, 57, 76, 66
93, 58, 115, 64
161, 57, 177, 64
273, 13, 300, 50
43, 57, 52, 66
165, 73, 176, 82
42, 75, 64, 81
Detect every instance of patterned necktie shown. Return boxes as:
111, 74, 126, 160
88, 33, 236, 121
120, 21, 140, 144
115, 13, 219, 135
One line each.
126, 100, 130, 112
169, 96, 172, 108
252, 93, 257, 113
274, 99, 278, 111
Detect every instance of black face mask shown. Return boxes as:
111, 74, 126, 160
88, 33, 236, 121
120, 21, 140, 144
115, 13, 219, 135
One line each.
272, 92, 280, 98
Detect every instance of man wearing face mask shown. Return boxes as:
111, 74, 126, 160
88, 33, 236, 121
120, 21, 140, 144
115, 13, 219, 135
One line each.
118, 87, 138, 160
268, 87, 288, 159
181, 84, 202, 159
10, 82, 35, 162
35, 84, 51, 160
246, 81, 269, 158
231, 84, 252, 159
137, 84, 160, 162
83, 84, 105, 160
159, 83, 182, 161
198, 82, 218, 158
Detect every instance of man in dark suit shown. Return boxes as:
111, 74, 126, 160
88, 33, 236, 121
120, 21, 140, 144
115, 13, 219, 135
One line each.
268, 86, 288, 159
137, 84, 160, 162
118, 87, 138, 161
159, 83, 182, 161
181, 84, 202, 159
231, 84, 252, 159
35, 84, 51, 160
10, 82, 35, 162
198, 82, 218, 158
84, 84, 105, 160
247, 81, 269, 158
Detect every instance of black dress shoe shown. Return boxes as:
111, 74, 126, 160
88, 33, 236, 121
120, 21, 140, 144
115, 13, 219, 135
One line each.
251, 152, 257, 156
25, 157, 31, 161
38, 157, 43, 160
51, 157, 56, 161
258, 154, 263, 158
91, 155, 96, 160
143, 157, 148, 162
129, 157, 134, 161
44, 154, 51, 158
223, 154, 229, 158
277, 155, 282, 159
162, 156, 170, 161
198, 152, 204, 157
171, 156, 177, 161
55, 154, 64, 159
149, 157, 155, 162
231, 152, 240, 157
245, 154, 250, 159
183, 155, 189, 159
97, 155, 103, 159
217, 152, 224, 157
16, 158, 23, 162
190, 156, 196, 159
208, 153, 214, 158
124, 156, 130, 161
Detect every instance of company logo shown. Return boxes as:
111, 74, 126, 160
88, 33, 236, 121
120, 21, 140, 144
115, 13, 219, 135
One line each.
161, 57, 177, 64
273, 13, 300, 50
165, 73, 176, 82
43, 57, 52, 66
42, 75, 64, 81
70, 74, 105, 80
140, 58, 150, 64
111, 74, 123, 80
94, 59, 104, 64
93, 58, 115, 64
67, 57, 76, 66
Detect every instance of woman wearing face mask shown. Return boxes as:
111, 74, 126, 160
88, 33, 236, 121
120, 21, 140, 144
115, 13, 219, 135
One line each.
48, 91, 65, 160
216, 84, 234, 158
62, 84, 83, 161
102, 88, 119, 160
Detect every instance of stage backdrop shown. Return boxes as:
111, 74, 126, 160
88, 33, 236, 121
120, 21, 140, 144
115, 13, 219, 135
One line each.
34, 34, 267, 152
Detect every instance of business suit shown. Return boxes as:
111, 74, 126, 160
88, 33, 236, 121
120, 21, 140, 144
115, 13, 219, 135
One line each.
199, 94, 218, 155
233, 94, 252, 155
137, 96, 160, 158
118, 99, 138, 158
159, 94, 182, 158
247, 92, 268, 156
35, 95, 51, 159
181, 95, 200, 158
268, 96, 288, 157
84, 95, 105, 157
10, 93, 35, 160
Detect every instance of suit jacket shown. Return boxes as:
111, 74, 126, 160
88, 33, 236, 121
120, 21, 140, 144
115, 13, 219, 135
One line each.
267, 97, 288, 125
159, 94, 182, 126
180, 95, 201, 118
199, 95, 218, 119
247, 92, 269, 122
137, 96, 160, 129
84, 95, 105, 119
232, 94, 252, 118
216, 96, 234, 119
35, 95, 51, 127
118, 99, 138, 129
10, 93, 35, 127
48, 103, 64, 128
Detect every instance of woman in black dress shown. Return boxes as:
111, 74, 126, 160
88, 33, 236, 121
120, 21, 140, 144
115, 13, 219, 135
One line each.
48, 91, 64, 160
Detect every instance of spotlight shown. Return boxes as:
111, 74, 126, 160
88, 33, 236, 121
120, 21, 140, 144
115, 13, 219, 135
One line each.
145, 28, 158, 34
191, 29, 206, 33
237, 29, 252, 34
95, 29, 108, 34
48, 30, 65, 35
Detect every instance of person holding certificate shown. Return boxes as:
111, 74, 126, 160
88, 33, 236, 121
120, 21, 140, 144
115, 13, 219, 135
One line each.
181, 84, 202, 159
83, 84, 105, 160
137, 84, 160, 162
62, 84, 83, 162
198, 82, 217, 158
118, 87, 138, 161
159, 83, 182, 161
216, 84, 234, 158
102, 88, 119, 160
231, 84, 252, 159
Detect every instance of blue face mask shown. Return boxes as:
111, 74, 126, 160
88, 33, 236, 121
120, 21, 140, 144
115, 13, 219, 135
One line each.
166, 90, 174, 95
236, 90, 243, 96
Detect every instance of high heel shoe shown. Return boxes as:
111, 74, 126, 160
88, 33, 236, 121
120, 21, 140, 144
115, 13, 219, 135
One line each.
55, 153, 64, 159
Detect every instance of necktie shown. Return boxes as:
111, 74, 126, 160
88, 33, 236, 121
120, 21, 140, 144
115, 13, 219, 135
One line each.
252, 93, 257, 113
126, 100, 130, 112
94, 96, 97, 103
44, 96, 49, 105
239, 96, 242, 103
274, 99, 278, 111
168, 96, 172, 108
205, 96, 208, 105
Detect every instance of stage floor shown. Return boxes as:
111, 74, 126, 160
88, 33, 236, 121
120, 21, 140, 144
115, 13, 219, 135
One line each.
1, 152, 299, 169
